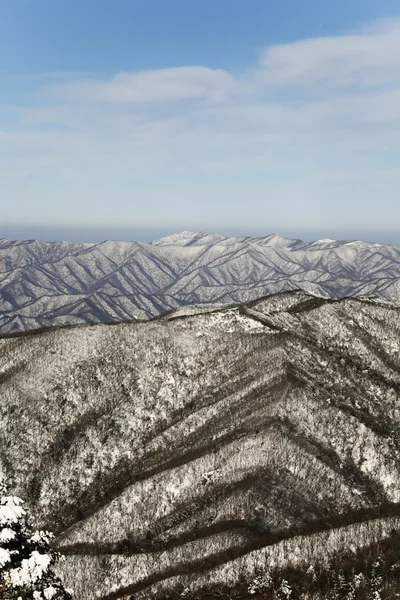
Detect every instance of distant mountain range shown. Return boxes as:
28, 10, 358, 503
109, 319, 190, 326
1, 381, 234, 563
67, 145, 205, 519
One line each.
1, 231, 400, 334
1, 291, 400, 598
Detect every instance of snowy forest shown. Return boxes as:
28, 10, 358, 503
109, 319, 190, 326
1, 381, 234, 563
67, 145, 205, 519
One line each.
1, 290, 400, 598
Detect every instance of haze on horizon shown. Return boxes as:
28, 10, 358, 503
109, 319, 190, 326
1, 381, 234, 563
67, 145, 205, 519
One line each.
2, 224, 400, 250
2, 0, 400, 245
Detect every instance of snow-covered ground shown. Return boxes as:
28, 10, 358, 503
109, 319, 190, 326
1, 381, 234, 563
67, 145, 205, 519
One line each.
0, 291, 400, 598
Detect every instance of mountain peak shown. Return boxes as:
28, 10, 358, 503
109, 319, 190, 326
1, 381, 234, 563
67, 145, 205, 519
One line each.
261, 233, 294, 247
151, 231, 227, 246
151, 231, 200, 245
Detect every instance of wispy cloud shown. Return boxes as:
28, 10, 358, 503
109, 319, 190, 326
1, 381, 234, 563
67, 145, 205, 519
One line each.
43, 67, 239, 104
259, 18, 400, 89
2, 17, 400, 231
24, 71, 95, 80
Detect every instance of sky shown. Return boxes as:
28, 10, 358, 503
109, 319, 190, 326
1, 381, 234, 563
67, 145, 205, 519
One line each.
2, 0, 400, 244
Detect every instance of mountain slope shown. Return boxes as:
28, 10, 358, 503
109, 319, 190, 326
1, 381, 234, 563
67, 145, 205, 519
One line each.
0, 291, 399, 598
1, 232, 400, 334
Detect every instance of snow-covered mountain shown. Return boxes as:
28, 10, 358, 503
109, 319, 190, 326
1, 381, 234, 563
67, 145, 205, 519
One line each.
1, 291, 400, 598
1, 232, 400, 334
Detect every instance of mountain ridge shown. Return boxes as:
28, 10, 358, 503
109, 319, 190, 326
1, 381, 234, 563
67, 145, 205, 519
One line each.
1, 290, 400, 598
1, 231, 400, 335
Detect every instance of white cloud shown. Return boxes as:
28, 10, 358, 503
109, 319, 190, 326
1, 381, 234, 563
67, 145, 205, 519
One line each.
259, 17, 400, 89
44, 66, 238, 104
2, 17, 400, 232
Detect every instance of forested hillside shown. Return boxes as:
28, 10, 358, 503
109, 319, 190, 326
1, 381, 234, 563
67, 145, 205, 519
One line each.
0, 291, 400, 598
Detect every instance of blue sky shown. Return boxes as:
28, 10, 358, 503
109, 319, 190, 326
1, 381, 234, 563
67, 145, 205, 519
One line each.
2, 0, 400, 243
